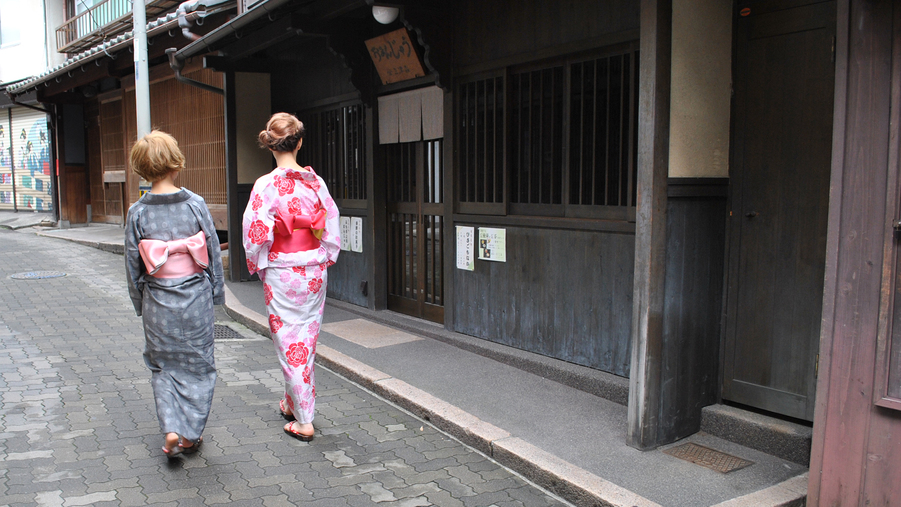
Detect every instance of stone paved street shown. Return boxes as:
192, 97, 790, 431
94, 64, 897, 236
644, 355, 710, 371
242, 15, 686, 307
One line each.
0, 228, 569, 507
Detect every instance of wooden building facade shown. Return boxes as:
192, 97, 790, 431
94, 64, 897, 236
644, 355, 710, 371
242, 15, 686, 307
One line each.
9, 0, 901, 502
8, 7, 233, 229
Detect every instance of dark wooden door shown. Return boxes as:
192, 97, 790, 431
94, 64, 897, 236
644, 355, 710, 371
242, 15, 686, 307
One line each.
723, 0, 835, 421
385, 140, 445, 323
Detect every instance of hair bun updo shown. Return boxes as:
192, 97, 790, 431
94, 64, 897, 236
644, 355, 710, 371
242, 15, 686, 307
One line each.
258, 112, 306, 153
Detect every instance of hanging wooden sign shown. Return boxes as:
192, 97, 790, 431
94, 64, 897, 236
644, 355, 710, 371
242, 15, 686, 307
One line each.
364, 28, 426, 85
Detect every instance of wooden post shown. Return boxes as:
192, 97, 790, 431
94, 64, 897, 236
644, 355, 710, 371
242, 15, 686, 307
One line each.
628, 0, 672, 451
367, 105, 388, 310
223, 71, 242, 282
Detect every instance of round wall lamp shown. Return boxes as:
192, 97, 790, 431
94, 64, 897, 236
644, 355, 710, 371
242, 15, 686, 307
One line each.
372, 5, 399, 24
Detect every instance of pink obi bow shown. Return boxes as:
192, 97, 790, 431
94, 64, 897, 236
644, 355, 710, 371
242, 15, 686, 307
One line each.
138, 231, 209, 278
270, 209, 327, 254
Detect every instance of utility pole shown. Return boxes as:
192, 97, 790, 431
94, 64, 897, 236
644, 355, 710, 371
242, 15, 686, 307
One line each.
133, 0, 151, 196
133, 0, 151, 138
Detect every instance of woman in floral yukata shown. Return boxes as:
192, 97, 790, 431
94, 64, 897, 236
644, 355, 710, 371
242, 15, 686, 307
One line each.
124, 131, 224, 458
242, 112, 340, 441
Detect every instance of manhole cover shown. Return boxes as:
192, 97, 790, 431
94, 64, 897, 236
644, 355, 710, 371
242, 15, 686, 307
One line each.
214, 324, 247, 340
662, 443, 754, 473
10, 271, 67, 280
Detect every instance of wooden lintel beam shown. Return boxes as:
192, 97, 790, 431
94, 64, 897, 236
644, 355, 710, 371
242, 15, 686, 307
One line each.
218, 15, 298, 60
204, 56, 279, 74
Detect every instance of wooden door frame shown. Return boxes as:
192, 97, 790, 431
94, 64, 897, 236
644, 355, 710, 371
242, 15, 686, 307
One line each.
809, 0, 898, 503
721, 0, 835, 422
385, 140, 446, 324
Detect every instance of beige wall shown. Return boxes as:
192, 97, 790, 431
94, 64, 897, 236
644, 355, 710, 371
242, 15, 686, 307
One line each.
236, 72, 273, 184
43, 0, 66, 69
0, 0, 49, 83
669, 0, 732, 178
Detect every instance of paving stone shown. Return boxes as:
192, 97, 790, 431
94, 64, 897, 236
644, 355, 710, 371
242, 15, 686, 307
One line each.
0, 230, 567, 507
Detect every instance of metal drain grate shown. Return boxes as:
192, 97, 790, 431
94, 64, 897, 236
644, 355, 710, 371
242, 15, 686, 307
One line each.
10, 271, 67, 280
214, 324, 247, 340
662, 443, 754, 474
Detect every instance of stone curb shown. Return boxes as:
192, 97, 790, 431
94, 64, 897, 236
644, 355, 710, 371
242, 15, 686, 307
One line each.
34, 231, 126, 254
710, 473, 808, 507
492, 437, 663, 507
222, 285, 656, 507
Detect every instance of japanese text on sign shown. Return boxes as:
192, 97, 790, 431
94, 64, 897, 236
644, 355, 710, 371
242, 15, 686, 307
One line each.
478, 228, 506, 262
364, 28, 426, 85
456, 226, 474, 271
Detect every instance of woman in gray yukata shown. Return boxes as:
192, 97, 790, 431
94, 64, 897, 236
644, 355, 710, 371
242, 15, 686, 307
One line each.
242, 113, 340, 441
124, 131, 225, 457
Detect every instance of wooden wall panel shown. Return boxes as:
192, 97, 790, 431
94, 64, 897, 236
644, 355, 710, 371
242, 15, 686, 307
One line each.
326, 212, 371, 307
124, 68, 226, 228
454, 0, 639, 72
85, 101, 107, 221
63, 166, 88, 224
99, 98, 125, 222
452, 226, 635, 375
659, 186, 726, 442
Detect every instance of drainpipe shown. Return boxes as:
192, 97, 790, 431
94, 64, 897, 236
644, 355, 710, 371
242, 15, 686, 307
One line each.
177, 0, 234, 41
166, 0, 235, 95
165, 48, 224, 95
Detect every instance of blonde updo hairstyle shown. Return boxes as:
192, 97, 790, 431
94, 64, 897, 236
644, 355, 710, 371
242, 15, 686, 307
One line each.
258, 112, 305, 153
129, 130, 186, 182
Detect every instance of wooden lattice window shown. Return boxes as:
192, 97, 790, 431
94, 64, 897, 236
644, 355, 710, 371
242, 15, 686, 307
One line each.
509, 65, 565, 214
567, 51, 639, 220
455, 43, 639, 221
300, 103, 367, 209
457, 73, 505, 215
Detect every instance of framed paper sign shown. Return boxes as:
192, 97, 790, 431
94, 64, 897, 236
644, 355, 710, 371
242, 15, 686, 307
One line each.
364, 28, 426, 85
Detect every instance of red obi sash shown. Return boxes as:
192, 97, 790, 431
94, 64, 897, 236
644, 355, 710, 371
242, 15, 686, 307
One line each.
138, 231, 209, 278
270, 209, 327, 254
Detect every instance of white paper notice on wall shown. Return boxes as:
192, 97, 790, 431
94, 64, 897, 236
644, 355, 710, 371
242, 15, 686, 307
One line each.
351, 217, 363, 253
456, 226, 474, 271
478, 227, 506, 262
340, 217, 351, 251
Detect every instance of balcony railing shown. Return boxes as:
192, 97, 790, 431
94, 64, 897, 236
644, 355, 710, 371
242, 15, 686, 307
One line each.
56, 0, 181, 54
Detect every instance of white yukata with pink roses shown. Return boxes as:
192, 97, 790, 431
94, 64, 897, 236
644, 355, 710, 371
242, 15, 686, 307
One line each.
242, 166, 340, 425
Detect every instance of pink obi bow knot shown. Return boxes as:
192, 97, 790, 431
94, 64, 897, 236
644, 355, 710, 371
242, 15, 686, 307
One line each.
138, 231, 209, 278
271, 209, 327, 253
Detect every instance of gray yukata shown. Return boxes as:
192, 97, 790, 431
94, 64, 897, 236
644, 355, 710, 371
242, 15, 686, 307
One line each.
125, 188, 225, 443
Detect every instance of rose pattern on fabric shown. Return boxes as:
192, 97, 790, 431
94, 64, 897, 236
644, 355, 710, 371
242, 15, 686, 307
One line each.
263, 283, 273, 305
300, 178, 321, 192
287, 197, 302, 215
273, 175, 296, 196
241, 166, 339, 425
268, 251, 279, 262
269, 314, 283, 334
248, 220, 269, 245
247, 259, 257, 273
286, 342, 309, 368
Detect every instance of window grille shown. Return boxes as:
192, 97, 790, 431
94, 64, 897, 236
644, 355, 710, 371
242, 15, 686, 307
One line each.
569, 52, 638, 211
457, 74, 505, 214
455, 44, 639, 221
510, 65, 565, 211
301, 104, 367, 208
